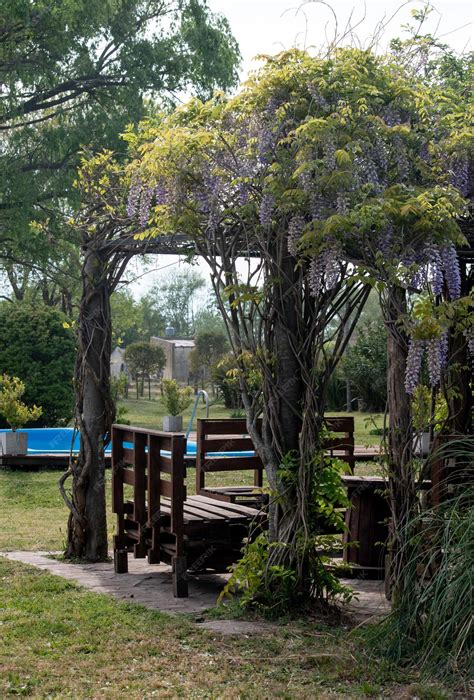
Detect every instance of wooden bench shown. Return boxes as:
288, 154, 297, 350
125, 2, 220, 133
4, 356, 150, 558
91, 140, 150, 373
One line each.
195, 416, 355, 506
111, 424, 266, 597
196, 418, 266, 506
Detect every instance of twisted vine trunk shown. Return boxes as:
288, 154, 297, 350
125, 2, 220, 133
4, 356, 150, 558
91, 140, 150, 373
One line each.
65, 243, 114, 560
383, 285, 416, 594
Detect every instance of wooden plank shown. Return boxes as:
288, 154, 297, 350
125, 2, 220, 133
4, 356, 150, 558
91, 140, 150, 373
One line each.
197, 418, 248, 435
122, 447, 135, 464
185, 496, 254, 520
170, 434, 186, 556
147, 434, 161, 562
113, 424, 185, 444
113, 428, 135, 444
122, 468, 135, 486
200, 456, 263, 472
133, 432, 147, 524
325, 417, 354, 432
324, 438, 354, 450
159, 479, 173, 498
201, 437, 255, 453
111, 426, 124, 515
191, 494, 262, 518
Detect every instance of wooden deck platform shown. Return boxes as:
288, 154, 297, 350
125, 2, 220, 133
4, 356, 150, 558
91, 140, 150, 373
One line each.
0, 453, 112, 470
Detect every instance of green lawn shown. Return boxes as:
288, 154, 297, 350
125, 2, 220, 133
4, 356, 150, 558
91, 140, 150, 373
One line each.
119, 395, 385, 446
0, 434, 452, 699
0, 557, 452, 699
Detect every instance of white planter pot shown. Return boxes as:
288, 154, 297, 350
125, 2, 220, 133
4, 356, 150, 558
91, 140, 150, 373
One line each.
163, 415, 183, 432
0, 431, 28, 455
413, 432, 431, 457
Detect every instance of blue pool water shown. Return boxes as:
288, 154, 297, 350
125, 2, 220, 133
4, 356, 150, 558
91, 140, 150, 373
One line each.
0, 428, 254, 458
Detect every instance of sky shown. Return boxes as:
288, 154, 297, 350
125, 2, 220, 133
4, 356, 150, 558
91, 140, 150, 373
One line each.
126, 0, 473, 298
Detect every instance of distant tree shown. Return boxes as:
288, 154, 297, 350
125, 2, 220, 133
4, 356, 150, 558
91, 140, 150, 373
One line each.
125, 342, 166, 399
0, 0, 240, 308
111, 289, 145, 347
0, 303, 75, 425
194, 295, 228, 335
190, 330, 229, 388
143, 269, 206, 336
343, 321, 388, 412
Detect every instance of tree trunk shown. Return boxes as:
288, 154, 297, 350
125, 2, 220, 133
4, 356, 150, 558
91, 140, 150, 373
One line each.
65, 243, 113, 561
383, 285, 416, 594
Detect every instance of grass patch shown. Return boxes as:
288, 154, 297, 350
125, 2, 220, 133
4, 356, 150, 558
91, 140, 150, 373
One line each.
120, 396, 384, 447
0, 557, 452, 698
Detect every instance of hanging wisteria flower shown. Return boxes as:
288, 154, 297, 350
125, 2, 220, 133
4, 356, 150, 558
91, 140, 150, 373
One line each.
336, 193, 350, 215
298, 169, 312, 193
308, 256, 325, 297
259, 192, 274, 227
154, 183, 168, 205
288, 215, 305, 256
439, 331, 449, 369
440, 246, 462, 299
127, 177, 142, 218
310, 193, 325, 220
138, 185, 153, 228
449, 154, 469, 196
306, 82, 329, 111
427, 245, 444, 296
427, 338, 442, 387
405, 339, 425, 394
323, 248, 341, 290
468, 335, 474, 357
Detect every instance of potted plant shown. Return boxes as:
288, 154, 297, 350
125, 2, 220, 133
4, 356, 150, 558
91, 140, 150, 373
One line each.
411, 385, 447, 457
0, 375, 42, 455
161, 379, 193, 432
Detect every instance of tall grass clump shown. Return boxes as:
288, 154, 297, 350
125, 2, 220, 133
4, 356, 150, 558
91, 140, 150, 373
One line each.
368, 441, 473, 685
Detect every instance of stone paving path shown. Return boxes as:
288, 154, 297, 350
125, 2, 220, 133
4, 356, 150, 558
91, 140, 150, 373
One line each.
1, 551, 390, 632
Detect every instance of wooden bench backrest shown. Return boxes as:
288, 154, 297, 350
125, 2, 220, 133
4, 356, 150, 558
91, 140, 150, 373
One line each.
196, 416, 355, 488
111, 424, 186, 555
196, 418, 264, 493
324, 416, 355, 449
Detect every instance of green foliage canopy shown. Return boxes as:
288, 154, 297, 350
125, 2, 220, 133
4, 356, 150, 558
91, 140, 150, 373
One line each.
0, 0, 240, 304
343, 320, 388, 412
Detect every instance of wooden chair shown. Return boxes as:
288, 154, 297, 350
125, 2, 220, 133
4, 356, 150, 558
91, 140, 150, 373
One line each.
112, 424, 265, 597
324, 416, 355, 474
195, 418, 266, 506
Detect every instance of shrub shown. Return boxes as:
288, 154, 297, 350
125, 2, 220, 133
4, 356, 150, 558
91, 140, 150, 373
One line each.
0, 375, 42, 430
0, 303, 75, 426
369, 452, 474, 684
161, 379, 193, 416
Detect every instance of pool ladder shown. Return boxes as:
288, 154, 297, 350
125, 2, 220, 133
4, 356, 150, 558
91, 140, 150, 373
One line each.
185, 389, 209, 441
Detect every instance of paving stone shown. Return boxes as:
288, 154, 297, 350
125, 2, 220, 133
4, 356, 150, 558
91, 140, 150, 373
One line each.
0, 551, 390, 623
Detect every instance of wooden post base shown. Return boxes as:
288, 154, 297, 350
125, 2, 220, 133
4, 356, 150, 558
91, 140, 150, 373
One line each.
114, 548, 128, 574
172, 556, 188, 598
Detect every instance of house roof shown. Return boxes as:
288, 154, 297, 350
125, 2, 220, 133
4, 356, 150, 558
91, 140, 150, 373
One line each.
151, 336, 195, 348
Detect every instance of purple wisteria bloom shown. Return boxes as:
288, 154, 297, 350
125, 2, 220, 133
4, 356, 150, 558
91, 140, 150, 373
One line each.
308, 256, 325, 297
127, 178, 142, 217
440, 246, 462, 299
287, 215, 305, 256
259, 192, 275, 227
405, 339, 424, 394
427, 338, 442, 387
138, 186, 153, 228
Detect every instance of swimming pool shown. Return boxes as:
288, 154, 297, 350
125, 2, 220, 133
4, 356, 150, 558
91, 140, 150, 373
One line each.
0, 428, 254, 458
